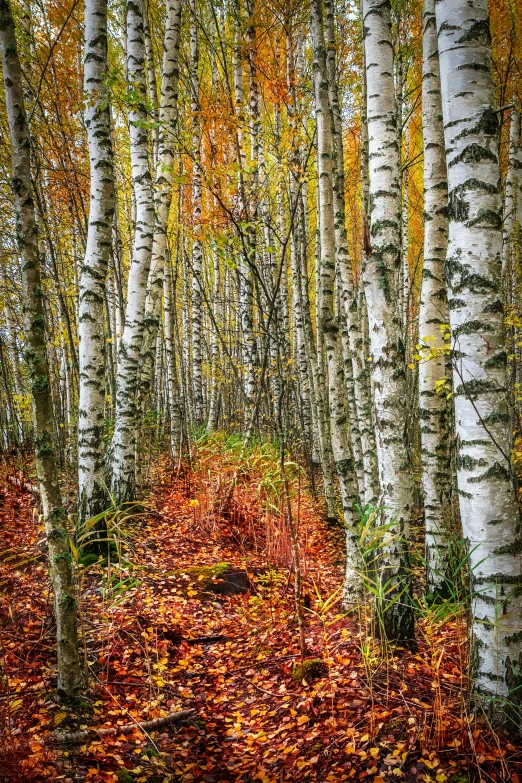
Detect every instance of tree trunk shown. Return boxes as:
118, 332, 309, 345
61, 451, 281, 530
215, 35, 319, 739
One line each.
78, 0, 116, 521
362, 0, 415, 644
0, 0, 82, 697
419, 0, 453, 599
189, 0, 204, 425
325, 0, 378, 506
436, 0, 522, 724
311, 0, 363, 602
139, 0, 182, 405
111, 0, 154, 503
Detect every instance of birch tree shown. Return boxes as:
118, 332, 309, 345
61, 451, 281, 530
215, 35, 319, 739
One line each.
362, 0, 414, 643
436, 0, 522, 722
419, 0, 452, 598
0, 0, 82, 697
311, 0, 363, 603
112, 0, 155, 502
140, 0, 182, 406
78, 0, 116, 521
189, 0, 204, 424
325, 0, 378, 506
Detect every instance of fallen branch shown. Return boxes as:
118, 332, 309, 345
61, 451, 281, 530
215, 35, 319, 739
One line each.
185, 634, 229, 645
5, 474, 39, 496
53, 709, 194, 743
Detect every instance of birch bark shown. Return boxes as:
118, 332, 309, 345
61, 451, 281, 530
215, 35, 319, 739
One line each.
436, 0, 522, 719
362, 0, 415, 643
311, 0, 363, 602
325, 0, 378, 506
0, 0, 82, 697
139, 0, 181, 407
502, 109, 520, 290
189, 0, 204, 424
419, 0, 453, 597
78, 0, 116, 521
233, 6, 256, 406
112, 0, 155, 502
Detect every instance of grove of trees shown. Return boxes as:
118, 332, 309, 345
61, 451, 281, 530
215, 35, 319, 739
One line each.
1, 0, 522, 767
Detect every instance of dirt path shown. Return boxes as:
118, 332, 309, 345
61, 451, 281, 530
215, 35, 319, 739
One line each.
0, 448, 518, 782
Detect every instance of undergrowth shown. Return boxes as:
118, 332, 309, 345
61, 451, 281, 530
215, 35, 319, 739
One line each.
0, 441, 518, 781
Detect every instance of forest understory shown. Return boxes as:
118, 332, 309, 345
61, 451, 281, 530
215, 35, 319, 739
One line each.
1, 439, 520, 783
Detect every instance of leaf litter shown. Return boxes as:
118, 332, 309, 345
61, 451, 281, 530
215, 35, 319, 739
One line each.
0, 442, 520, 782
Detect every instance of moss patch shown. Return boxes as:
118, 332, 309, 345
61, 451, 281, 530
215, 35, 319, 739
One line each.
291, 658, 328, 683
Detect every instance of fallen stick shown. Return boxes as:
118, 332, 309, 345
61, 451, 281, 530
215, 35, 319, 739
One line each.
185, 634, 229, 645
53, 709, 194, 743
5, 474, 39, 496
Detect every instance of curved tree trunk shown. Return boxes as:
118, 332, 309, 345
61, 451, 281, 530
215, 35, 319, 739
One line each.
0, 0, 82, 698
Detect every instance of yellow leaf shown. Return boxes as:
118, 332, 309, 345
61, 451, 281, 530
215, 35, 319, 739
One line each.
436, 775, 447, 782
360, 733, 369, 743
369, 747, 379, 758
297, 714, 309, 726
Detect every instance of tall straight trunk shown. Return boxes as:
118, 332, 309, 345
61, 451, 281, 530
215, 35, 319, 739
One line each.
139, 0, 181, 401
111, 0, 154, 502
164, 252, 182, 458
233, 6, 256, 407
189, 0, 204, 424
0, 0, 82, 697
362, 0, 415, 644
284, 29, 331, 506
311, 0, 362, 603
143, 0, 159, 167
436, 0, 522, 722
78, 0, 116, 521
181, 240, 193, 425
207, 234, 220, 432
325, 0, 378, 506
502, 109, 520, 290
419, 0, 453, 598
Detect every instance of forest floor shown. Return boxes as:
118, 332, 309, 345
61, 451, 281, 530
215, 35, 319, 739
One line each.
0, 435, 521, 783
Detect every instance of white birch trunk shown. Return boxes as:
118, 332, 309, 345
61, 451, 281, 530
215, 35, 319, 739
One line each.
111, 0, 154, 502
189, 0, 204, 424
78, 0, 116, 520
311, 0, 363, 603
139, 0, 181, 404
502, 109, 520, 290
436, 0, 522, 720
419, 0, 453, 598
325, 0, 379, 506
362, 0, 415, 643
233, 7, 256, 407
164, 254, 182, 459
